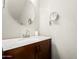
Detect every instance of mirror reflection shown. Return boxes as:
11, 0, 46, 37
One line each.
7, 0, 36, 25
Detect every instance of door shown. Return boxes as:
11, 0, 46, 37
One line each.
3, 44, 35, 59
39, 40, 51, 59
33, 39, 51, 59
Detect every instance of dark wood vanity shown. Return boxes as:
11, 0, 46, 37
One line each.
3, 39, 51, 59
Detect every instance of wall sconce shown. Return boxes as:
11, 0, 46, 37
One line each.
49, 12, 59, 25
27, 18, 33, 25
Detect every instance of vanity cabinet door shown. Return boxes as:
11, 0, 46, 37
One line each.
34, 39, 51, 59
3, 44, 35, 59
39, 39, 51, 59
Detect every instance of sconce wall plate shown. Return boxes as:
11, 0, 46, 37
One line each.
49, 12, 59, 25
50, 12, 59, 21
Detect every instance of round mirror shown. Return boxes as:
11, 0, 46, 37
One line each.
7, 0, 36, 25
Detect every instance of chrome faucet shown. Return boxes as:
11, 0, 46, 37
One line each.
22, 30, 30, 38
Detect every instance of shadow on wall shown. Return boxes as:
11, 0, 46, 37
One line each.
51, 42, 60, 59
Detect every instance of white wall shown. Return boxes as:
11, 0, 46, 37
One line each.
39, 0, 77, 59
2, 0, 39, 39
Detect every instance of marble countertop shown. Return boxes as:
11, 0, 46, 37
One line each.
2, 36, 51, 51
